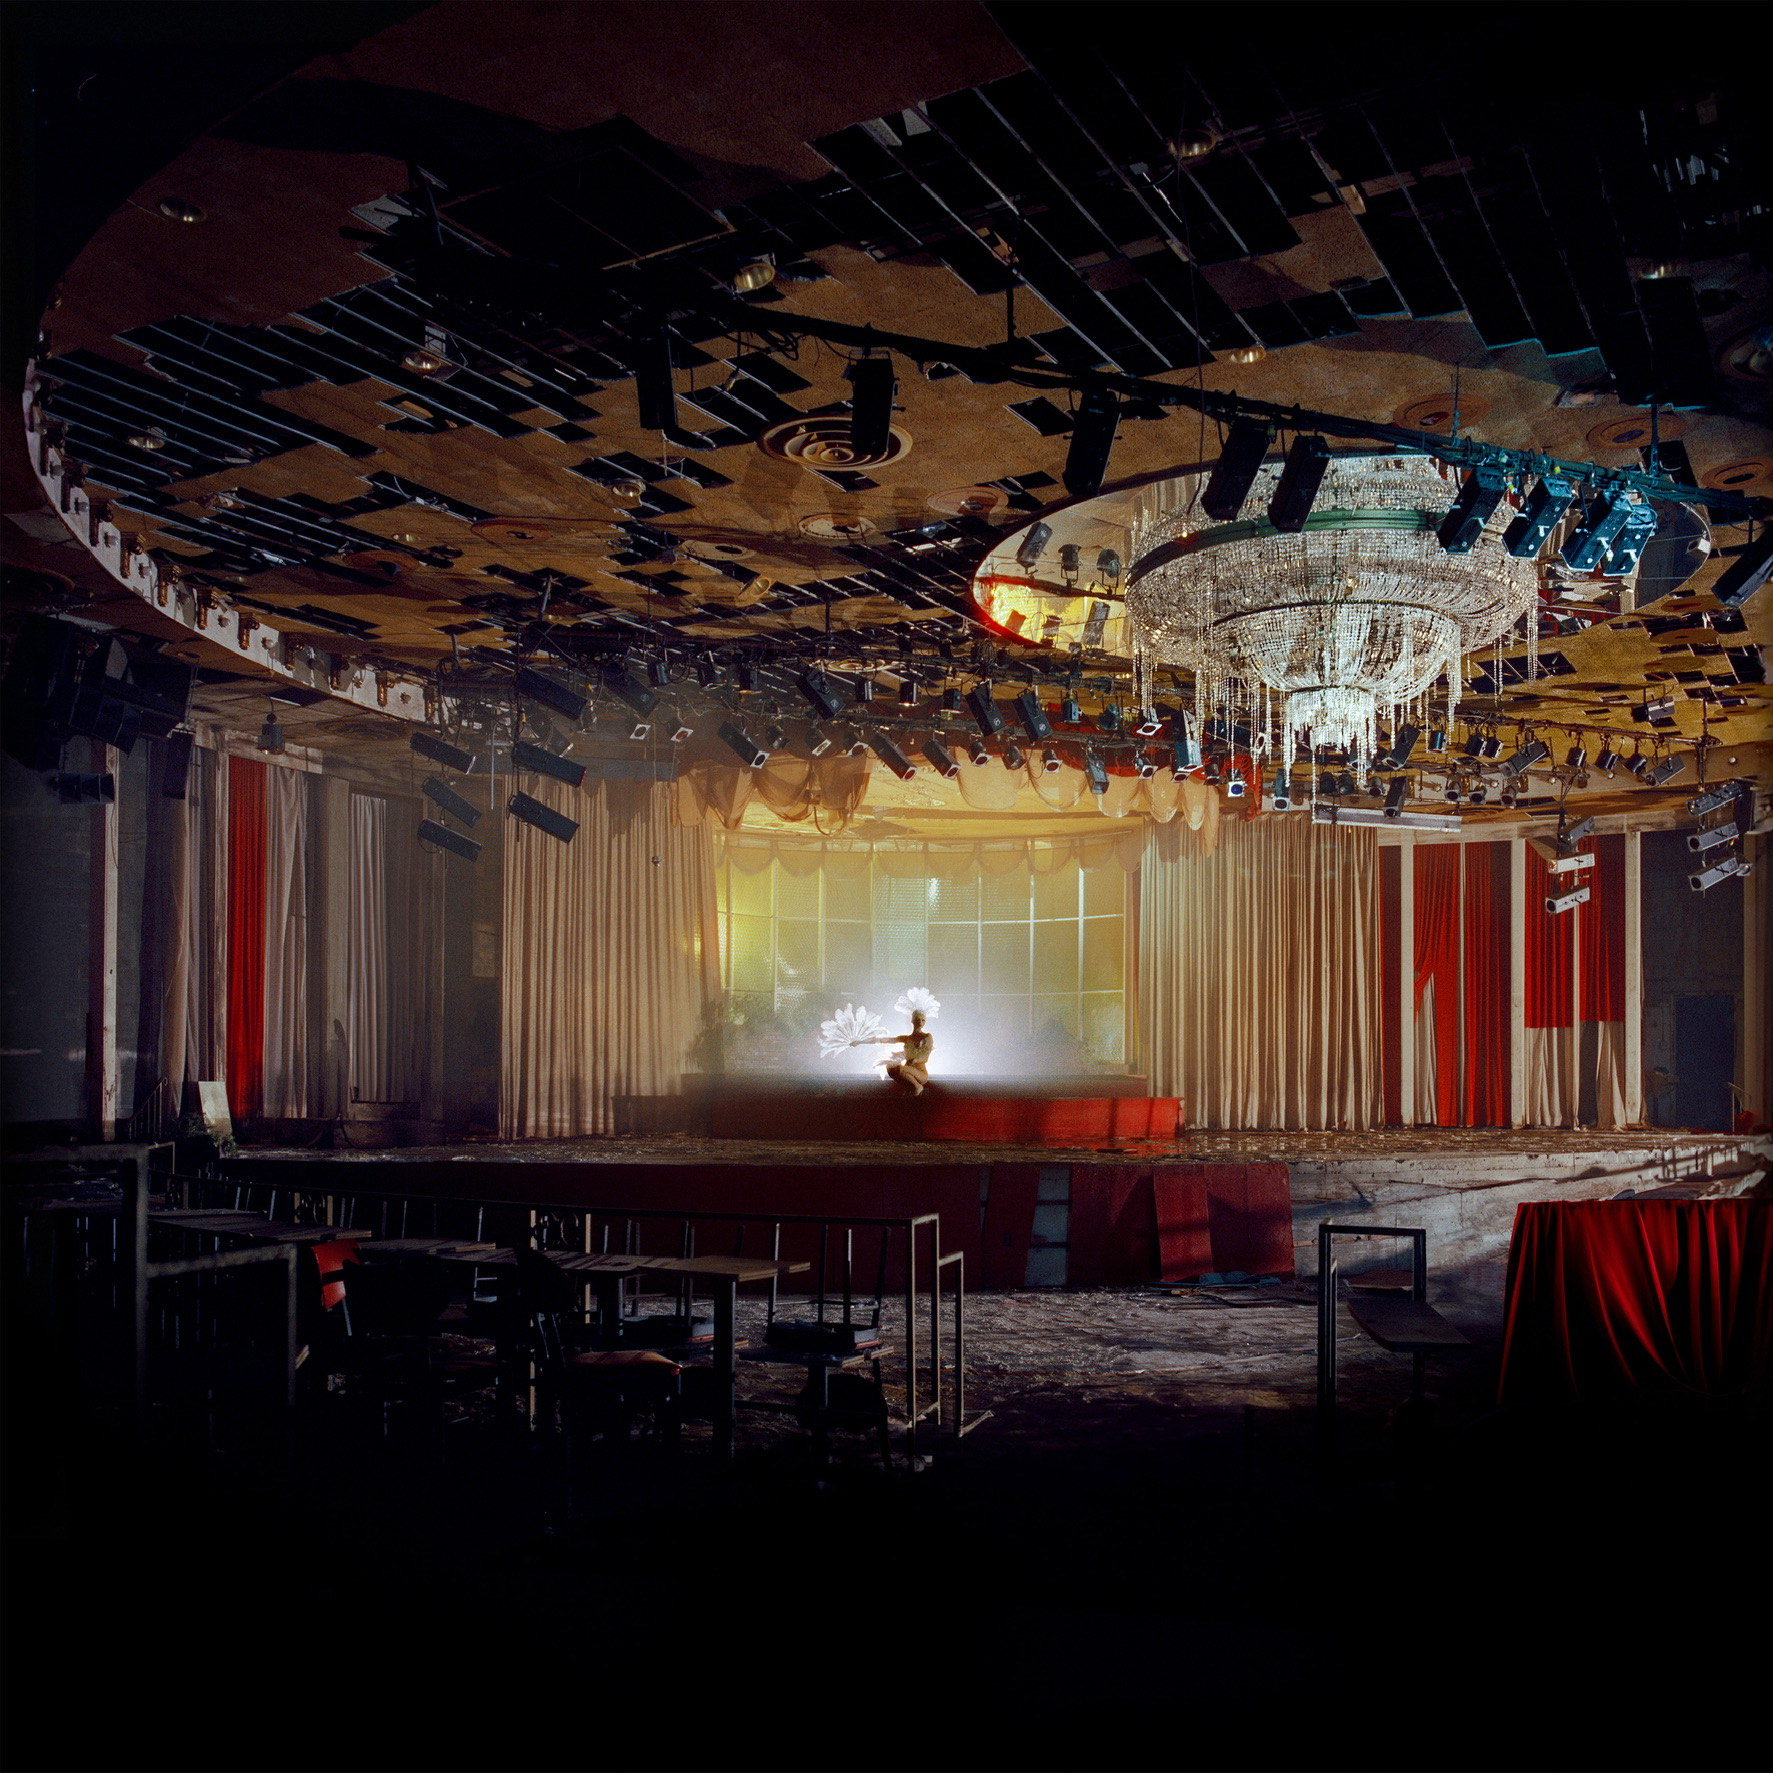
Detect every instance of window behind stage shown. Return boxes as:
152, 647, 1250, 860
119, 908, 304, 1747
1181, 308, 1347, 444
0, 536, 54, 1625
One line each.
714, 850, 1129, 1076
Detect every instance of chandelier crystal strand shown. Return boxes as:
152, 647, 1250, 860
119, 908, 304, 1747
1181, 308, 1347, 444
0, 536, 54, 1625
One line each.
1128, 454, 1537, 759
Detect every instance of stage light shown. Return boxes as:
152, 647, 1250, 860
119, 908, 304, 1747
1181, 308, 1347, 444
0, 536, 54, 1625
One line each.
1426, 727, 1448, 753
1444, 779, 1462, 803
737, 665, 759, 693
512, 740, 586, 787
633, 328, 676, 433
1082, 749, 1109, 795
599, 667, 657, 719
1626, 751, 1651, 777
1225, 770, 1245, 798
1529, 846, 1595, 876
411, 730, 474, 773
1011, 690, 1053, 741
1469, 782, 1489, 804
1135, 751, 1158, 779
1201, 419, 1272, 521
1437, 467, 1508, 554
1134, 708, 1164, 738
1375, 724, 1421, 769
1095, 550, 1122, 585
1479, 734, 1502, 760
1203, 757, 1222, 787
1594, 744, 1620, 775
1561, 490, 1649, 573
1311, 805, 1463, 831
732, 258, 776, 294
508, 792, 578, 843
796, 669, 846, 720
1383, 776, 1410, 818
1503, 475, 1577, 560
898, 676, 920, 707
695, 657, 720, 688
669, 722, 694, 744
1562, 816, 1597, 847
1042, 746, 1064, 774
1546, 884, 1591, 916
717, 722, 770, 769
765, 724, 789, 752
1565, 745, 1588, 770
1603, 499, 1658, 576
516, 667, 587, 721
846, 357, 897, 461
423, 777, 481, 825
1688, 779, 1745, 817
1004, 741, 1026, 770
852, 674, 876, 706
1689, 821, 1740, 854
967, 737, 990, 766
1014, 522, 1052, 571
941, 686, 963, 714
839, 726, 869, 757
1460, 728, 1485, 758
646, 657, 672, 687
1271, 770, 1292, 810
1062, 390, 1120, 499
1713, 530, 1773, 610
921, 737, 960, 778
965, 684, 1006, 736
1645, 755, 1685, 786
418, 818, 482, 861
1267, 435, 1330, 533
1501, 738, 1549, 775
868, 731, 918, 780
1169, 714, 1201, 769
1096, 704, 1123, 735
1691, 855, 1749, 893
1059, 694, 1082, 726
807, 725, 833, 757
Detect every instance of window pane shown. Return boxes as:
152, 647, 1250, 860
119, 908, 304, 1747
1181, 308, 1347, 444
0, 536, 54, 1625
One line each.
1082, 866, 1124, 917
981, 872, 1031, 920
1082, 993, 1125, 1063
823, 922, 871, 996
1031, 867, 1077, 921
775, 919, 819, 992
1032, 920, 1078, 994
874, 919, 925, 985
978, 995, 1032, 1040
1081, 916, 1123, 990
930, 875, 980, 922
775, 869, 820, 920
928, 924, 980, 993
982, 921, 1031, 992
824, 869, 871, 923
726, 866, 772, 919
728, 914, 772, 992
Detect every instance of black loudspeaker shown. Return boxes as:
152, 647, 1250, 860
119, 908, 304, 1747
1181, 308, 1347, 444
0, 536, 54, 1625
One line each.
418, 819, 483, 861
422, 776, 481, 825
158, 731, 194, 800
1201, 419, 1273, 521
633, 329, 676, 433
411, 730, 474, 772
511, 741, 586, 788
1268, 436, 1331, 532
507, 792, 578, 843
846, 357, 896, 460
514, 668, 587, 721
1062, 390, 1120, 498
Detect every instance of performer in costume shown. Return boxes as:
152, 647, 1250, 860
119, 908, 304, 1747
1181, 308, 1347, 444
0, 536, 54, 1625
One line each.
853, 1009, 933, 1095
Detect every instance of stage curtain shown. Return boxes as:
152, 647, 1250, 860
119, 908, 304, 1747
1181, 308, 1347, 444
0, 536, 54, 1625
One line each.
1581, 834, 1628, 1129
1463, 841, 1511, 1125
260, 765, 314, 1118
133, 735, 192, 1138
1141, 815, 1381, 1129
501, 777, 719, 1137
1413, 844, 1461, 1125
1498, 1201, 1773, 1406
184, 743, 228, 1088
1523, 843, 1577, 1126
347, 792, 395, 1106
224, 754, 266, 1122
1379, 848, 1402, 1125
716, 829, 1145, 878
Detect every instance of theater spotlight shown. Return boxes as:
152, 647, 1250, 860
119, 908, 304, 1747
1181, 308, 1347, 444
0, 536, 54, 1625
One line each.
1504, 475, 1577, 559
1225, 770, 1245, 798
1095, 550, 1122, 585
1645, 754, 1685, 786
1689, 820, 1740, 854
1691, 855, 1749, 893
1561, 490, 1650, 573
1689, 779, 1746, 817
1201, 419, 1273, 521
1501, 738, 1550, 775
670, 722, 694, 744
1059, 694, 1082, 726
1058, 544, 1081, 585
1062, 390, 1121, 499
411, 730, 474, 773
1012, 690, 1053, 741
1603, 499, 1658, 576
1136, 751, 1158, 779
941, 686, 963, 713
512, 741, 586, 788
515, 667, 588, 721
1014, 522, 1053, 571
851, 674, 875, 706
256, 714, 286, 755
806, 725, 833, 757
1134, 708, 1165, 738
1095, 704, 1124, 735
1375, 725, 1421, 770
966, 684, 1006, 736
419, 779, 479, 832
1271, 769, 1292, 810
1082, 749, 1109, 795
898, 676, 920, 707
717, 722, 770, 769
921, 737, 960, 778
1469, 782, 1489, 804
1546, 884, 1591, 916
1169, 714, 1201, 770
1041, 746, 1064, 774
1267, 435, 1331, 533
1479, 734, 1502, 760
1437, 467, 1508, 554
695, 657, 720, 688
1713, 530, 1773, 610
797, 669, 846, 720
765, 725, 789, 752
1004, 741, 1026, 770
1626, 751, 1651, 777
418, 819, 482, 862
508, 792, 578, 843
600, 667, 658, 719
1565, 745, 1589, 770
1202, 757, 1222, 787
1383, 776, 1410, 818
846, 356, 897, 461
1595, 744, 1620, 775
1461, 728, 1486, 758
868, 731, 918, 780
1426, 728, 1448, 753
839, 726, 869, 757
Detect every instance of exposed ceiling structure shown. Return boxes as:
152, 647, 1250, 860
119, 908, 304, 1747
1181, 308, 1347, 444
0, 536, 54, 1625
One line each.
5, 0, 1770, 837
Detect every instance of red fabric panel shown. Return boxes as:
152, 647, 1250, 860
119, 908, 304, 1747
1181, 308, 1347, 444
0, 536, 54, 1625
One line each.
1202, 1164, 1294, 1278
1524, 844, 1575, 1028
978, 1164, 1041, 1288
1068, 1166, 1162, 1286
1413, 845, 1461, 1124
1462, 841, 1510, 1125
1379, 847, 1402, 1126
1499, 1202, 1773, 1406
225, 754, 267, 1122
707, 1089, 1179, 1143
1152, 1170, 1212, 1280
1580, 834, 1626, 1023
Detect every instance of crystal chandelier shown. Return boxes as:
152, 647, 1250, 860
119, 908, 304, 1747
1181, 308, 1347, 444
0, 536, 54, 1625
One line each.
1125, 453, 1539, 757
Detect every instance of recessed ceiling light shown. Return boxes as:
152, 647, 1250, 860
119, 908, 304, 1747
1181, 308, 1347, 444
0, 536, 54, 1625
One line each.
156, 198, 205, 223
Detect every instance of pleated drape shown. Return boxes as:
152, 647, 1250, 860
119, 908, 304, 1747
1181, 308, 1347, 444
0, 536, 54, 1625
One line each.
347, 793, 393, 1105
1581, 834, 1628, 1128
224, 754, 266, 1122
1524, 843, 1580, 1125
501, 777, 719, 1138
1140, 816, 1382, 1129
261, 765, 312, 1118
1463, 841, 1511, 1126
1413, 846, 1462, 1125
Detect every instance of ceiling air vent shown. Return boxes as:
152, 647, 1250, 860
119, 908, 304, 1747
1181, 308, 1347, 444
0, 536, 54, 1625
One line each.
757, 416, 912, 473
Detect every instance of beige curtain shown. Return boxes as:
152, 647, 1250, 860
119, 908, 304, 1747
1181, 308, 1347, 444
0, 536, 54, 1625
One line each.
261, 765, 312, 1117
501, 777, 718, 1137
1141, 814, 1382, 1129
184, 742, 228, 1088
717, 829, 1145, 879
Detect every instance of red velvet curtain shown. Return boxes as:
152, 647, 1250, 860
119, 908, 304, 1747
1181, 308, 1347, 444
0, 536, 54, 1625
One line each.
1523, 845, 1574, 1029
1413, 845, 1461, 1125
1499, 1202, 1773, 1406
1579, 834, 1625, 1022
225, 754, 267, 1122
1379, 847, 1402, 1125
1462, 841, 1510, 1125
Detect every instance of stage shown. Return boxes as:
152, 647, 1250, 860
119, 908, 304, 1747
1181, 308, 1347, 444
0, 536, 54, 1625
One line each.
236, 1127, 1771, 1320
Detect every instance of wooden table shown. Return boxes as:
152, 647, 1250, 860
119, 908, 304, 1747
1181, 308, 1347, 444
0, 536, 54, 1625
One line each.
147, 1210, 372, 1245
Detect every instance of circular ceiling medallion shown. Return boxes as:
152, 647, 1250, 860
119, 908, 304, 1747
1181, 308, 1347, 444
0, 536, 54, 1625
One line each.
926, 485, 1010, 518
682, 539, 754, 563
1700, 458, 1773, 491
1717, 327, 1772, 383
1586, 413, 1688, 450
1393, 393, 1491, 433
758, 416, 912, 472
797, 514, 876, 540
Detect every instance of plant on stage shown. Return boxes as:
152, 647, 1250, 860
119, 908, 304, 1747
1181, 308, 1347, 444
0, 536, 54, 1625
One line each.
892, 986, 941, 1022
818, 1003, 888, 1058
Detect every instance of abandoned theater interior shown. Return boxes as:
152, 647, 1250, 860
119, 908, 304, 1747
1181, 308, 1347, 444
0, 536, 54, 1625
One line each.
2, 4, 1769, 1771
